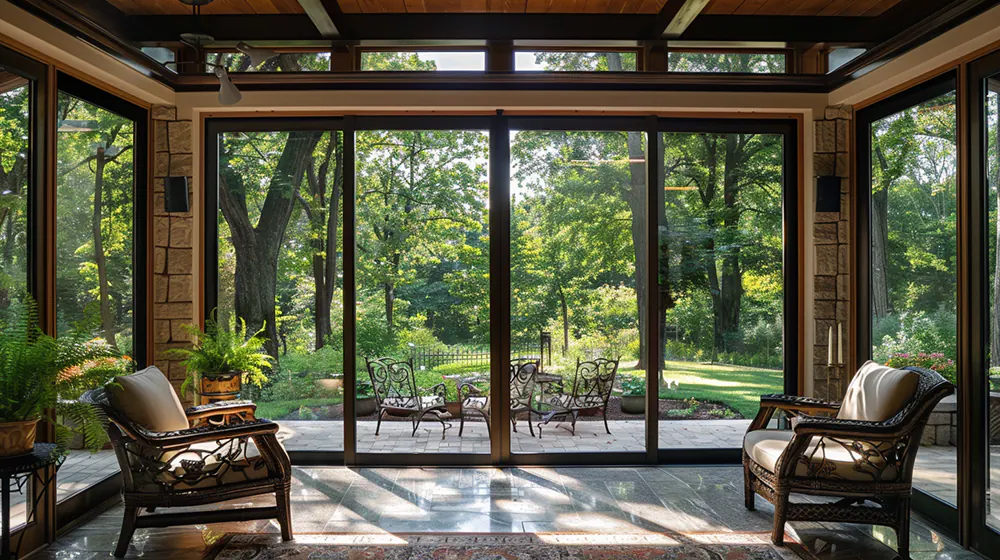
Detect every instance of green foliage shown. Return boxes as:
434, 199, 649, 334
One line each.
255, 397, 341, 420
171, 312, 275, 397
356, 376, 375, 399
618, 372, 645, 397
0, 301, 123, 451
885, 352, 957, 386
431, 362, 488, 377
872, 308, 957, 364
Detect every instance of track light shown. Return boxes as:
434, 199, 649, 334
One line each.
215, 67, 242, 105
236, 42, 278, 68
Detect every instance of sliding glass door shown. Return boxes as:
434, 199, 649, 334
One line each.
205, 115, 799, 465
54, 74, 147, 522
857, 75, 960, 529
206, 119, 346, 456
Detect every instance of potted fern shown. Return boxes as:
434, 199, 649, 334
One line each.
356, 377, 377, 416
0, 304, 117, 457
171, 313, 274, 404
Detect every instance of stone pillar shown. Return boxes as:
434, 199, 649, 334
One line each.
813, 104, 852, 401
151, 105, 196, 403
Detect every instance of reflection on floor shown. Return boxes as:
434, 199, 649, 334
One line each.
32, 466, 983, 559
11, 423, 997, 535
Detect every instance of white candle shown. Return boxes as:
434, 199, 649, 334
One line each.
837, 322, 843, 365
828, 326, 833, 366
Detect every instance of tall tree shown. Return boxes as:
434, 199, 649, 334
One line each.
219, 130, 323, 358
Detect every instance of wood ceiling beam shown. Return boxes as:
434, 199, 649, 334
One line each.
297, 0, 344, 38
656, 0, 712, 39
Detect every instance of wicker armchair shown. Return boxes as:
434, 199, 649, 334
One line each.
365, 357, 452, 439
743, 362, 954, 559
81, 366, 292, 558
537, 357, 619, 437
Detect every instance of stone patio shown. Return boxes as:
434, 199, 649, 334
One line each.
5, 420, 997, 534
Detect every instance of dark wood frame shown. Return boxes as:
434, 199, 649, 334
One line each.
965, 48, 1000, 557
202, 114, 800, 468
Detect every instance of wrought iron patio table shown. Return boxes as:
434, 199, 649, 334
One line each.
1, 443, 65, 560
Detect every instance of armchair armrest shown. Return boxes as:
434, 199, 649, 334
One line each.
186, 400, 258, 428
427, 382, 448, 403
134, 418, 279, 450
792, 414, 903, 439
748, 394, 841, 432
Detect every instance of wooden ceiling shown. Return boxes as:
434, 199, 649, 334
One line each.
336, 0, 669, 13
703, 0, 905, 16
104, 0, 306, 15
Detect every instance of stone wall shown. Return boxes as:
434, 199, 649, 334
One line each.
813, 105, 852, 401
151, 105, 196, 403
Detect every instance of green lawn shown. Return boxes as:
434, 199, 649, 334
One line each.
657, 360, 783, 419
256, 397, 342, 420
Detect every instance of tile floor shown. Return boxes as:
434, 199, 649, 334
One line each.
28, 466, 985, 560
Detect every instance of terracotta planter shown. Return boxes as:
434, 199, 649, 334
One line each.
620, 395, 645, 415
0, 418, 39, 458
199, 371, 242, 404
356, 397, 377, 417
446, 402, 462, 417
317, 374, 344, 392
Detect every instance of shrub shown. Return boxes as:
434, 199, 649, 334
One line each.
279, 345, 344, 376
885, 352, 957, 385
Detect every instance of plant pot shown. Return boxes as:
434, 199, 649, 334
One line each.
199, 371, 242, 404
317, 374, 344, 392
620, 395, 646, 415
0, 418, 39, 458
356, 397, 377, 417
446, 402, 461, 417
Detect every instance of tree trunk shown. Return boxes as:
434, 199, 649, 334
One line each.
716, 134, 744, 351
559, 285, 569, 357
872, 145, 893, 322
219, 130, 323, 359
92, 146, 117, 349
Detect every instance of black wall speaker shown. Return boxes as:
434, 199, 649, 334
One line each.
164, 176, 190, 213
815, 176, 841, 213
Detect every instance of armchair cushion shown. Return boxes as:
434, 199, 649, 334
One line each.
744, 429, 899, 482
838, 360, 918, 422
107, 366, 189, 433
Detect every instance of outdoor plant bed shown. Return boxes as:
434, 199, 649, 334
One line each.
657, 398, 743, 420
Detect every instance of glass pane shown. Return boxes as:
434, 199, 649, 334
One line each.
987, 79, 1000, 532
355, 129, 490, 454
657, 131, 786, 449
668, 52, 786, 73
870, 91, 957, 506
55, 92, 134, 501
828, 48, 866, 72
216, 130, 345, 452
360, 51, 486, 71
510, 129, 647, 454
515, 52, 637, 71
208, 51, 331, 72
141, 46, 176, 66
1, 71, 31, 531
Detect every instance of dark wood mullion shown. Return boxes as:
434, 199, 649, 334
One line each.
645, 119, 660, 462
343, 118, 358, 465
490, 113, 511, 464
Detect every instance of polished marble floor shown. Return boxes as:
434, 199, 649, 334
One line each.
28, 466, 985, 560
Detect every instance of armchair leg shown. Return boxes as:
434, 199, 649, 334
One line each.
114, 505, 139, 558
276, 483, 293, 541
896, 497, 911, 559
743, 462, 755, 511
602, 408, 611, 435
771, 491, 789, 546
511, 415, 518, 433
459, 414, 466, 437
527, 412, 535, 438
375, 410, 384, 436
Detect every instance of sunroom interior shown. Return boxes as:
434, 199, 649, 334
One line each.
0, 0, 999, 559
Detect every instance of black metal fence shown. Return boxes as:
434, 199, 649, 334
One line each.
411, 342, 540, 370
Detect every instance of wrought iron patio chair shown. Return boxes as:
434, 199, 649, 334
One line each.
537, 357, 619, 437
510, 358, 540, 437
457, 375, 490, 437
743, 361, 953, 559
81, 366, 292, 558
366, 357, 452, 439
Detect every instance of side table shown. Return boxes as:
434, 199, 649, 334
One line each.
1, 444, 65, 560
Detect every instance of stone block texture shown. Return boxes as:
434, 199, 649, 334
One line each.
151, 105, 195, 403
813, 105, 852, 401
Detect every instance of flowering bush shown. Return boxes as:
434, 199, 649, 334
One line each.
885, 352, 956, 385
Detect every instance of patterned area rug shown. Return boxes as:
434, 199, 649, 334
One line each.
209, 532, 815, 559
